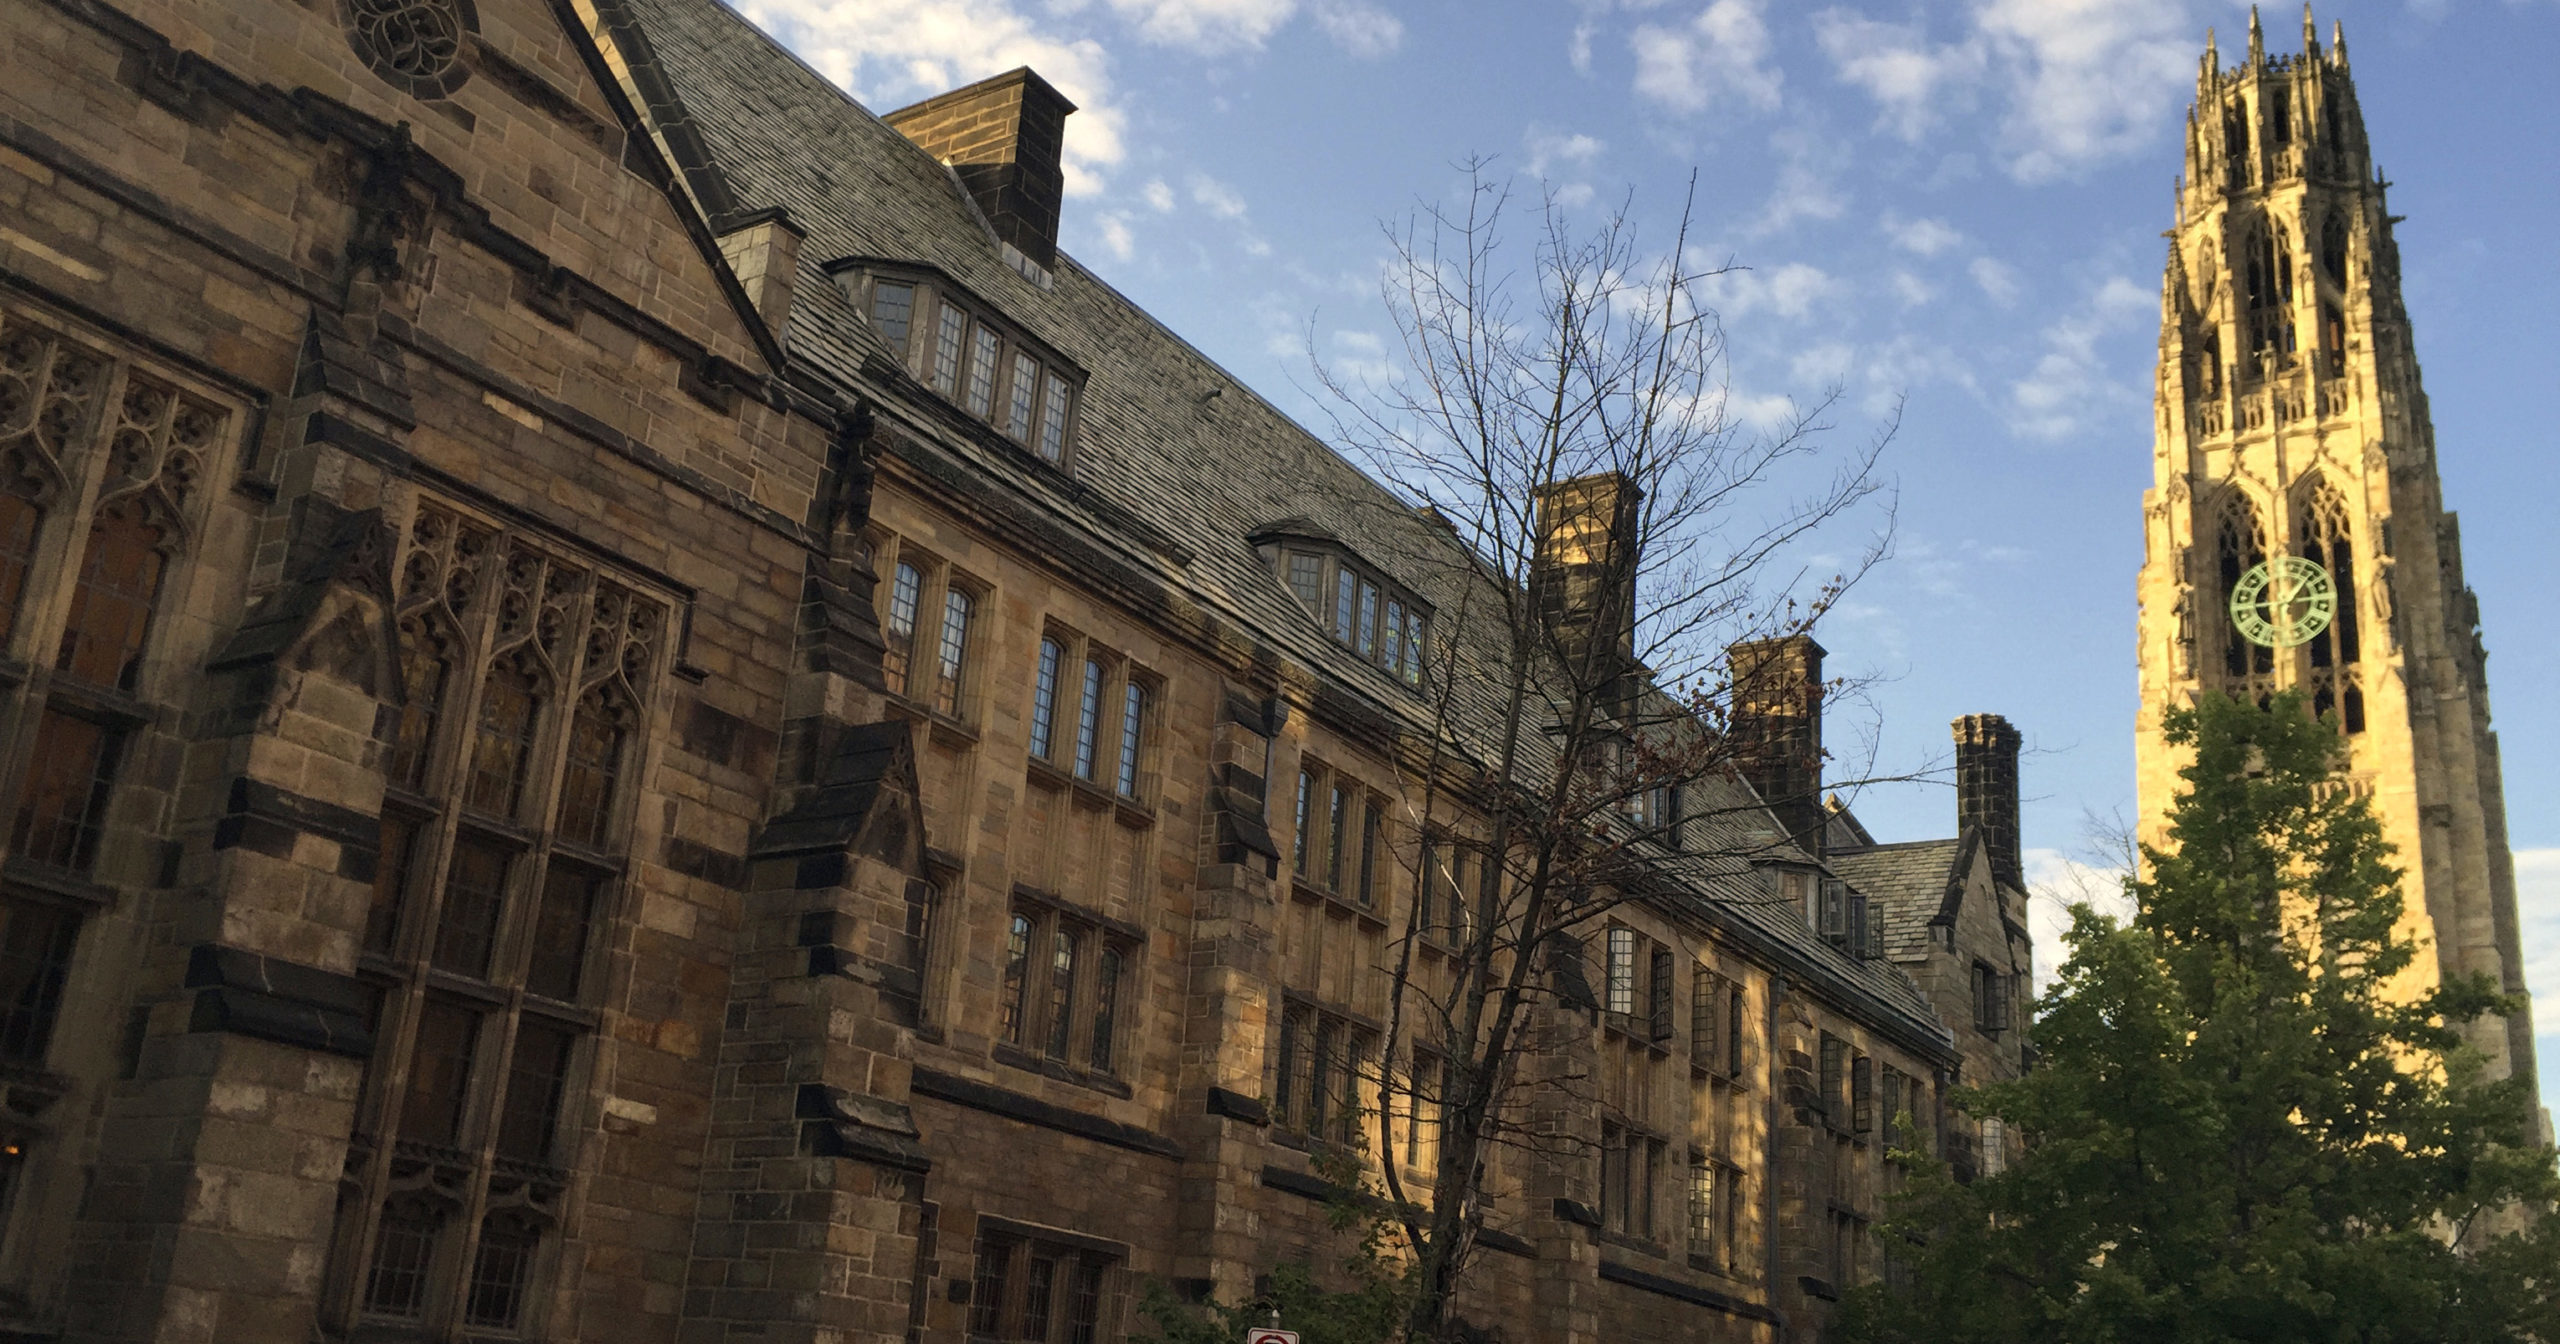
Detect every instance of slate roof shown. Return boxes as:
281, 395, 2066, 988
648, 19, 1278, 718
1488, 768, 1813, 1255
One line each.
610, 0, 1954, 1058
1825, 837, 1966, 962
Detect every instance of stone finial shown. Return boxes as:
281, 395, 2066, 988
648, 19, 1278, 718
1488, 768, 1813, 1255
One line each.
2247, 6, 2264, 66
2302, 3, 2318, 56
2332, 19, 2347, 66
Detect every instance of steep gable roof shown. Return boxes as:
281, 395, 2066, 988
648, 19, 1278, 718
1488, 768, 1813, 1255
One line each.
610, 0, 1953, 1058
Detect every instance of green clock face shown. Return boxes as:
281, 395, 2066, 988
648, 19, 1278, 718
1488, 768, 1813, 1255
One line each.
2229, 556, 2336, 648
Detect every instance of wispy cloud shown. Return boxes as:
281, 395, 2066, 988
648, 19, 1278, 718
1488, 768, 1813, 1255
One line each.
1524, 127, 1606, 176
1813, 8, 1984, 141
1970, 256, 2021, 306
1698, 260, 1840, 322
2008, 273, 2150, 440
1311, 0, 1404, 57
1631, 0, 1784, 116
2024, 845, 2136, 992
1884, 213, 1964, 257
1103, 0, 1298, 53
1190, 173, 1250, 219
741, 0, 1127, 193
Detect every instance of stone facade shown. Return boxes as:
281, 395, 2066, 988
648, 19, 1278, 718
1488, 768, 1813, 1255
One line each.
2131, 9, 2542, 1131
0, 0, 2033, 1341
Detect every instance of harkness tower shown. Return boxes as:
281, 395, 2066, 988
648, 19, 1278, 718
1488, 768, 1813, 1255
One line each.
2133, 6, 2543, 1134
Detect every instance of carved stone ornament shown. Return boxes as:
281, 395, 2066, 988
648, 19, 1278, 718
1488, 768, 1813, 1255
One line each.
341, 0, 478, 99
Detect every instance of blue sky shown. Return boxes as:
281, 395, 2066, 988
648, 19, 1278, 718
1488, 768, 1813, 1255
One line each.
727, 0, 2560, 1117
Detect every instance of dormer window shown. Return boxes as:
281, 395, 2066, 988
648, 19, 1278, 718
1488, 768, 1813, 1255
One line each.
1251, 523, 1429, 687
845, 267, 1083, 469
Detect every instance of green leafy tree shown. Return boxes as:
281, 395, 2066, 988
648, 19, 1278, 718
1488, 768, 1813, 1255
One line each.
1838, 690, 2560, 1344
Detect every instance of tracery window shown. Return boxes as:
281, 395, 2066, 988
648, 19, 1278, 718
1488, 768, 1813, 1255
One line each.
2297, 484, 2364, 733
2214, 492, 2275, 691
2242, 220, 2296, 365
330, 500, 667, 1340
0, 307, 230, 1201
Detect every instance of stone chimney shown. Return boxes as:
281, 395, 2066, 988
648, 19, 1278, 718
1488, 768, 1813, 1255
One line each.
1728, 635, 1825, 855
1953, 714, 2022, 890
885, 68, 1075, 270
1531, 472, 1642, 698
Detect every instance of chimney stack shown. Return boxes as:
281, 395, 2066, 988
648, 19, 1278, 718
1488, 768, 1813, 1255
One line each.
1532, 472, 1643, 699
885, 68, 1076, 270
1952, 714, 2022, 890
1728, 635, 1826, 855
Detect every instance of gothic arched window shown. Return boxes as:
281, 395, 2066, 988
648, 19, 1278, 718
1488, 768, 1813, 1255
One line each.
2298, 483, 2365, 732
2321, 213, 2349, 286
0, 472, 44, 650
390, 612, 456, 792
2243, 221, 2296, 364
2224, 103, 2251, 186
2216, 492, 2273, 684
55, 495, 169, 691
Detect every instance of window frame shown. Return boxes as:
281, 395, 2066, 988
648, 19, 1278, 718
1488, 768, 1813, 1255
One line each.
872, 534, 987, 728
843, 267, 1085, 470
996, 893, 1138, 1081
1254, 540, 1430, 688
1026, 626, 1158, 807
1273, 993, 1378, 1147
334, 499, 671, 1342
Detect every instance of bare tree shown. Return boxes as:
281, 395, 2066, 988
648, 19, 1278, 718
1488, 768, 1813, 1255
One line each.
1303, 165, 1900, 1342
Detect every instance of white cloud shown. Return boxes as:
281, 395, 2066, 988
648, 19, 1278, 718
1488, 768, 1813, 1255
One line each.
1970, 255, 2020, 305
1630, 0, 1783, 116
1891, 271, 1935, 306
1698, 260, 1839, 322
1094, 211, 1136, 260
1750, 126, 1847, 237
2008, 273, 2150, 440
1141, 178, 1176, 211
1812, 8, 1985, 141
1884, 213, 1963, 257
1801, 0, 2203, 180
2023, 846, 2136, 993
1311, 0, 1403, 56
1976, 0, 2198, 181
1103, 0, 1297, 52
1524, 127, 1606, 176
1189, 173, 1249, 219
740, 0, 1126, 194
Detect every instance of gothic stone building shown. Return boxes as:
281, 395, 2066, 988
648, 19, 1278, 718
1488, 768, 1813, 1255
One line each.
0, 0, 2033, 1340
2133, 8, 2542, 1135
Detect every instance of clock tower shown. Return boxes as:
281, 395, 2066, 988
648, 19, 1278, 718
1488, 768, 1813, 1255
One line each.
2135, 6, 2541, 1122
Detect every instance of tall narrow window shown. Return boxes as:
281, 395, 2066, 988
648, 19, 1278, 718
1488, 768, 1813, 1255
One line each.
1401, 610, 1425, 684
1689, 1153, 1715, 1251
1029, 636, 1063, 761
931, 306, 967, 397
1037, 375, 1072, 464
1001, 912, 1033, 1046
494, 1018, 576, 1162
362, 1202, 441, 1319
524, 866, 603, 1001
1006, 352, 1040, 442
1325, 784, 1351, 890
1114, 680, 1147, 797
2321, 212, 2349, 286
556, 686, 628, 849
399, 1000, 481, 1148
2299, 484, 2364, 732
466, 657, 543, 818
1355, 800, 1381, 908
1089, 946, 1122, 1073
1292, 769, 1315, 876
883, 561, 922, 693
365, 815, 418, 957
2216, 494, 2274, 683
432, 839, 511, 978
1044, 929, 1078, 1060
390, 616, 452, 791
1605, 927, 1637, 1016
1332, 569, 1356, 642
1355, 579, 1379, 657
55, 497, 167, 690
966, 326, 1001, 418
0, 479, 43, 650
1073, 658, 1105, 780
933, 587, 972, 716
464, 1214, 541, 1331
871, 282, 915, 354
1382, 599, 1404, 672
8, 711, 119, 873
0, 895, 79, 1065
